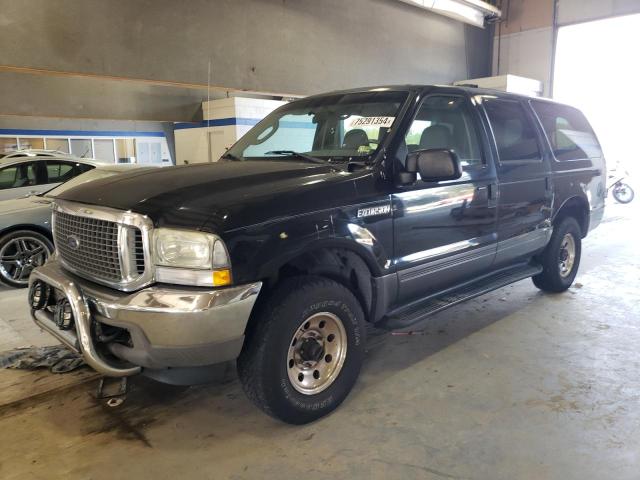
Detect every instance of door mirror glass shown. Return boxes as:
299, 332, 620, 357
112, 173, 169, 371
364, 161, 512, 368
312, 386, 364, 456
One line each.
406, 149, 462, 182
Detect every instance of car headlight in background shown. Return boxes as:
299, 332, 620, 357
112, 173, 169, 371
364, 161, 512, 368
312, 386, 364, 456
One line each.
153, 228, 232, 287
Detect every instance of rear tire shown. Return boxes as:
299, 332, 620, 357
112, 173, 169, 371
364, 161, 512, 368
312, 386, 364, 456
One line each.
0, 230, 54, 289
237, 276, 365, 424
612, 183, 634, 204
532, 217, 581, 293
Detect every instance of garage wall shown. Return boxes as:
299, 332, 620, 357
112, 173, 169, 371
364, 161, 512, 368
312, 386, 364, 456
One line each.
492, 0, 554, 95
492, 0, 640, 97
0, 0, 492, 122
557, 0, 640, 25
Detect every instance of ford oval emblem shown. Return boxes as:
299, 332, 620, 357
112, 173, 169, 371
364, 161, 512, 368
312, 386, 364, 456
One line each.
67, 235, 80, 250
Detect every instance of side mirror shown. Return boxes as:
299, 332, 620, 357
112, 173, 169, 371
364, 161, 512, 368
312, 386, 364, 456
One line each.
405, 149, 462, 183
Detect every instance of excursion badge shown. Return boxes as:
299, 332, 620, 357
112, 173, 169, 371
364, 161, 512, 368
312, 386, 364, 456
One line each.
357, 204, 392, 218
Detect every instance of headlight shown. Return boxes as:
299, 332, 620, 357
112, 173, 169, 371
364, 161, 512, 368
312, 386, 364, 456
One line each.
153, 229, 231, 287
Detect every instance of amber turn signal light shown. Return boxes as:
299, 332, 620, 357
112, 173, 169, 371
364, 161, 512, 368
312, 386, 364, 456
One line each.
213, 269, 232, 286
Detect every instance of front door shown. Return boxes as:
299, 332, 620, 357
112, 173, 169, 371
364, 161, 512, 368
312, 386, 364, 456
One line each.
392, 94, 499, 303
480, 97, 553, 266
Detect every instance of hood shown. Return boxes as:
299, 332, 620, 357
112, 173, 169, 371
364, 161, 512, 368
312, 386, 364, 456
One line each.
55, 160, 364, 231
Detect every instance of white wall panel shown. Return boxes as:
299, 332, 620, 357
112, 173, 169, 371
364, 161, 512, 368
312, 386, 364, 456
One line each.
492, 27, 554, 96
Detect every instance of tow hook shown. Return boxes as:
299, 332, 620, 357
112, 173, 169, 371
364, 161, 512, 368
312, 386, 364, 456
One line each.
94, 377, 128, 407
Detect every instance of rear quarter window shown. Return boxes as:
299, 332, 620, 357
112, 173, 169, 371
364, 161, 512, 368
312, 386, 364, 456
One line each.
531, 101, 602, 160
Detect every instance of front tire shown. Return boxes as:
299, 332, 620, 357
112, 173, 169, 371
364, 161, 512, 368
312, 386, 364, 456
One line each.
237, 276, 365, 424
0, 230, 54, 288
532, 217, 581, 293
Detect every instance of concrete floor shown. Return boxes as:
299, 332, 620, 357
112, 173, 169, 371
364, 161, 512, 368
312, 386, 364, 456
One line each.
0, 202, 638, 480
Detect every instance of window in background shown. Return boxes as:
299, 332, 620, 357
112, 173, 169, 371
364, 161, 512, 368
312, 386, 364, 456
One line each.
116, 139, 136, 163
0, 138, 19, 155
136, 140, 163, 164
46, 138, 70, 153
18, 138, 45, 150
93, 139, 116, 163
483, 98, 541, 162
70, 139, 92, 158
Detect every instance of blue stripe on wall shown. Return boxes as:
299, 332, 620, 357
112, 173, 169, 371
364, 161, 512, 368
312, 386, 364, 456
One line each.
0, 128, 165, 137
174, 117, 260, 130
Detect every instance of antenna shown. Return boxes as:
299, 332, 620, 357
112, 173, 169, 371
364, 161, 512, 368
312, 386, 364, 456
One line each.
207, 58, 212, 163
207, 58, 211, 130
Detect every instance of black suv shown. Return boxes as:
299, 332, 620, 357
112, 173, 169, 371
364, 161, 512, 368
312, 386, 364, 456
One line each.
29, 85, 605, 424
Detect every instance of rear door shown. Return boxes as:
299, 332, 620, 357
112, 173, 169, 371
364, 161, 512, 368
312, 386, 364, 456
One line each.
530, 100, 606, 232
43, 160, 94, 190
392, 93, 499, 303
481, 97, 553, 266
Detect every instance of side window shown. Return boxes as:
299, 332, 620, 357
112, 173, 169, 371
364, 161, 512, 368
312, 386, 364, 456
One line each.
0, 166, 19, 190
531, 101, 602, 160
45, 161, 81, 183
483, 98, 541, 162
405, 96, 483, 167
0, 163, 37, 190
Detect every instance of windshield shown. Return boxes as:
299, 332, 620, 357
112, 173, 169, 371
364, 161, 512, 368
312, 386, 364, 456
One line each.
226, 90, 408, 162
44, 168, 121, 197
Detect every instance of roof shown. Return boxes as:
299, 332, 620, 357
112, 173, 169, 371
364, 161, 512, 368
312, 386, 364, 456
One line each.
300, 84, 575, 108
0, 149, 73, 159
0, 155, 103, 167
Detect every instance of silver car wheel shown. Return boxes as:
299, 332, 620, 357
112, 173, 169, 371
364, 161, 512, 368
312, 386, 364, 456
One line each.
558, 233, 576, 278
0, 236, 51, 286
287, 312, 348, 395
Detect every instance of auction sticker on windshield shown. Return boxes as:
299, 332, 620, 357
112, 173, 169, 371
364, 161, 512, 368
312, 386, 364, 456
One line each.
349, 116, 395, 128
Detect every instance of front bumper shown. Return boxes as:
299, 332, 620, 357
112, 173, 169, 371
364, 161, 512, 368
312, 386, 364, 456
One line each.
29, 260, 262, 377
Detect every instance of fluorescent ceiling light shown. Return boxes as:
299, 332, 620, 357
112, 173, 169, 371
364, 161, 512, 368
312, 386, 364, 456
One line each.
398, 0, 501, 28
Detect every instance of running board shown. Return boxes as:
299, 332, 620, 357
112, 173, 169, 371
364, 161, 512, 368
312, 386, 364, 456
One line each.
379, 263, 543, 330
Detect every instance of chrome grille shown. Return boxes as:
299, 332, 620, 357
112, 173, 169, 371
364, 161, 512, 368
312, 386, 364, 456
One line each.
54, 211, 146, 285
134, 229, 145, 275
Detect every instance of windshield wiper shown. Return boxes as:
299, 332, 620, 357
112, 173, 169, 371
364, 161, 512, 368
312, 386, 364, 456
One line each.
264, 150, 326, 165
221, 152, 243, 161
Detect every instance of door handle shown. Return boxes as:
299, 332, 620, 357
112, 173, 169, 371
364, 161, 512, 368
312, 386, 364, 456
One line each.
476, 184, 497, 207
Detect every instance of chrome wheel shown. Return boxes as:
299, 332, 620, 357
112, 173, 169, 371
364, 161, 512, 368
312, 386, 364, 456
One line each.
0, 236, 51, 286
558, 233, 576, 278
287, 312, 347, 395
